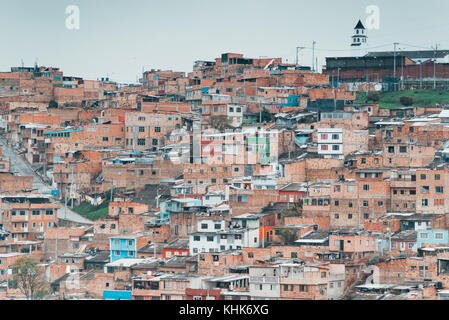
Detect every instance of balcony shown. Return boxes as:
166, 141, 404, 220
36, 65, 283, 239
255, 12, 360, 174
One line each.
250, 276, 279, 284
10, 214, 29, 222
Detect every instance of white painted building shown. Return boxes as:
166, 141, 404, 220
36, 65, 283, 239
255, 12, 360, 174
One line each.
317, 128, 344, 159
189, 220, 259, 255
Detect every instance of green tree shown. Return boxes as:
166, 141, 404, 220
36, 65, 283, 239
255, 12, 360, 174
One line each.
279, 230, 298, 244
260, 110, 273, 123
210, 115, 231, 131
48, 100, 58, 109
366, 92, 380, 103
399, 96, 414, 106
11, 256, 46, 300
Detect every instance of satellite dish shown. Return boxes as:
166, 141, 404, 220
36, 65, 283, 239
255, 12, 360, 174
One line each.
374, 84, 382, 92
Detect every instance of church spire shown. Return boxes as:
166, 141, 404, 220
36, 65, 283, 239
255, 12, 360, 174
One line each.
351, 19, 368, 48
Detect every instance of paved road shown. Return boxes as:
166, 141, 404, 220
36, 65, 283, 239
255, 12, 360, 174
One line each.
0, 138, 93, 225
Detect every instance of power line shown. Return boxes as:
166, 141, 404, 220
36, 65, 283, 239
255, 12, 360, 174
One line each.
296, 43, 393, 52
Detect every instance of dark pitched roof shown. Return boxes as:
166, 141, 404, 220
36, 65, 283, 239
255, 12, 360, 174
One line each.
164, 238, 189, 250
300, 229, 329, 240
131, 183, 173, 206
138, 243, 164, 254
391, 230, 417, 242
365, 50, 449, 59
84, 250, 110, 263
355, 20, 365, 29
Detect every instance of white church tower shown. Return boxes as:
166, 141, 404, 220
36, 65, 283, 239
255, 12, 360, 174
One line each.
351, 20, 368, 56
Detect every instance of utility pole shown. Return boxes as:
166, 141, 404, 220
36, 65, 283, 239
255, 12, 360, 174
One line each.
296, 47, 305, 66
420, 61, 423, 89
401, 46, 404, 90
70, 163, 75, 209
337, 68, 341, 88
393, 42, 399, 90
261, 217, 265, 248
433, 44, 439, 89
312, 41, 316, 72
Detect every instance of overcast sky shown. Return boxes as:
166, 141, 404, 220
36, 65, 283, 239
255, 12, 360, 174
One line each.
1, 0, 449, 83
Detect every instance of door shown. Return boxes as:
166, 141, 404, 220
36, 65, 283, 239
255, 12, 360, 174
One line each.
339, 240, 344, 251
289, 195, 294, 203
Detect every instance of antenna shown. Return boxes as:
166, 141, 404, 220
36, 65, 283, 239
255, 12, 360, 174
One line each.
296, 47, 305, 66
312, 41, 316, 72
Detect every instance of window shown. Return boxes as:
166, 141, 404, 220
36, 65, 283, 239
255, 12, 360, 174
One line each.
332, 134, 339, 140
299, 285, 308, 292
348, 214, 353, 219
214, 224, 221, 230
193, 236, 200, 241
364, 213, 369, 219
399, 146, 407, 153
334, 214, 339, 219
102, 137, 109, 142
45, 210, 53, 216
422, 199, 429, 207
32, 210, 40, 216
206, 236, 214, 242
363, 200, 369, 207
332, 145, 340, 151
155, 127, 161, 133
137, 139, 146, 146
435, 174, 441, 180
435, 233, 444, 240
436, 186, 444, 194
420, 186, 430, 194
138, 126, 145, 132
388, 146, 395, 153
420, 232, 428, 239
420, 174, 427, 180
334, 200, 339, 206
363, 184, 370, 191
201, 223, 208, 229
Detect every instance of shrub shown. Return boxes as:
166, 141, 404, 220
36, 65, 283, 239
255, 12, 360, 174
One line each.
366, 92, 380, 103
48, 100, 58, 109
399, 96, 414, 106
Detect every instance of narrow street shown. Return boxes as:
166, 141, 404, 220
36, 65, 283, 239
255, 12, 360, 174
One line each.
0, 137, 93, 225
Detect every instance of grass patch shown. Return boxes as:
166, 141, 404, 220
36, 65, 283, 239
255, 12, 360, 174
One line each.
356, 90, 449, 109
73, 190, 113, 221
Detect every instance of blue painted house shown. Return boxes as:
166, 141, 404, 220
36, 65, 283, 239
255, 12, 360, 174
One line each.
103, 290, 132, 300
416, 230, 449, 251
109, 235, 138, 262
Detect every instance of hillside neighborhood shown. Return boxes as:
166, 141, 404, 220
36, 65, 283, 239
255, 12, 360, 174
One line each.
3, 18, 449, 300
